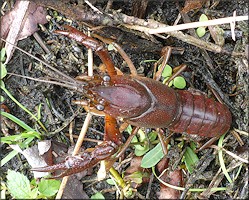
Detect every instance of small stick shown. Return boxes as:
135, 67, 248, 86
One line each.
164, 64, 187, 86
33, 32, 51, 54
154, 46, 172, 81
148, 15, 248, 34
116, 126, 140, 158
157, 129, 168, 156
92, 33, 137, 76
87, 29, 94, 76
210, 145, 248, 163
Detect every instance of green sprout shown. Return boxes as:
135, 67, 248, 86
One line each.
196, 14, 209, 38
160, 64, 187, 89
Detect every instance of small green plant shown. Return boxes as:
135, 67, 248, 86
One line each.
1, 48, 7, 102
6, 170, 60, 199
91, 192, 105, 199
196, 14, 209, 37
126, 125, 158, 156
141, 142, 164, 168
182, 142, 199, 174
160, 64, 187, 89
1, 109, 42, 167
0, 47, 47, 132
0, 47, 47, 166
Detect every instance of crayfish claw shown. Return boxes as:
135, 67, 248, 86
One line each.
31, 162, 67, 173
31, 141, 119, 178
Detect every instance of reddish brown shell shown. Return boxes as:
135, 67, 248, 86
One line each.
92, 75, 231, 138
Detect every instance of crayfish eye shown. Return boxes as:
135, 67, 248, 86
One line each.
96, 104, 105, 111
103, 75, 110, 82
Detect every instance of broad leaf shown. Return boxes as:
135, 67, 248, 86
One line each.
183, 146, 199, 173
141, 143, 164, 168
38, 179, 60, 197
7, 170, 32, 199
91, 192, 105, 199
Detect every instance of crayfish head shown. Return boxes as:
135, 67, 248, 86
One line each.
89, 75, 152, 119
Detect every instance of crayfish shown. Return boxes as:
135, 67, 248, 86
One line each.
31, 25, 232, 178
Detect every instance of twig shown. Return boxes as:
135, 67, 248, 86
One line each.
148, 15, 248, 34
65, 133, 102, 143
33, 32, 51, 54
116, 126, 139, 158
84, 0, 103, 14
146, 172, 154, 199
32, 0, 245, 56
87, 29, 94, 76
210, 145, 248, 164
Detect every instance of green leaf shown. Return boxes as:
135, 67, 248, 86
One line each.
134, 145, 150, 156
29, 188, 38, 199
7, 170, 32, 199
1, 131, 40, 145
0, 111, 35, 132
133, 129, 150, 156
107, 44, 115, 51
163, 77, 173, 87
199, 14, 208, 22
134, 129, 147, 151
20, 137, 36, 148
106, 178, 116, 185
37, 103, 42, 120
196, 27, 206, 37
1, 135, 23, 144
218, 133, 233, 183
141, 143, 164, 168
148, 131, 158, 142
134, 143, 147, 151
1, 150, 18, 167
190, 141, 197, 151
126, 125, 133, 134
131, 135, 138, 143
137, 129, 146, 142
1, 48, 6, 62
21, 131, 41, 139
173, 76, 186, 89
91, 192, 105, 199
0, 95, 5, 102
38, 179, 61, 197
161, 64, 172, 78
183, 147, 199, 174
124, 171, 143, 184
1, 63, 7, 79
0, 80, 5, 88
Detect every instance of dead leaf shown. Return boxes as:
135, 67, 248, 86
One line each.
208, 25, 225, 46
125, 156, 144, 174
10, 142, 51, 178
1, 0, 47, 64
157, 157, 183, 199
62, 176, 89, 199
157, 169, 183, 199
124, 156, 150, 188
181, 0, 208, 13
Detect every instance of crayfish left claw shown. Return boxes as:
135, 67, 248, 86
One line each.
31, 141, 118, 178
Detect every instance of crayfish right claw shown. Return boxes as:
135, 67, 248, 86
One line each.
31, 141, 118, 178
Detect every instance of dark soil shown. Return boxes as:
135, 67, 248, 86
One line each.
1, 0, 248, 199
